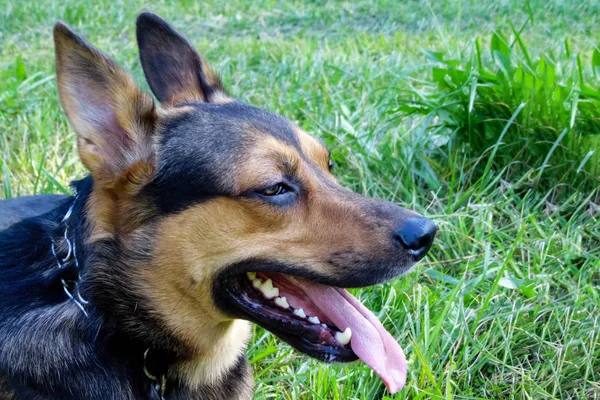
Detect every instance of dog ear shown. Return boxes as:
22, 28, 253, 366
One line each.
136, 12, 229, 106
54, 21, 156, 190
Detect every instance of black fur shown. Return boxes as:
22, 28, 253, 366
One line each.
145, 102, 299, 213
0, 178, 249, 399
0, 195, 66, 230
136, 12, 226, 104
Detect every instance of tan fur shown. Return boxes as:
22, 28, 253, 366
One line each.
160, 61, 231, 106
207, 90, 235, 105
295, 126, 333, 174
83, 108, 196, 241
137, 209, 252, 387
136, 19, 230, 107
54, 24, 157, 186
54, 22, 160, 240
173, 321, 251, 387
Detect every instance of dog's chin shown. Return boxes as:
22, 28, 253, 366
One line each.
212, 259, 414, 364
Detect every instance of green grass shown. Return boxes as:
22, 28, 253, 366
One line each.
1, 1, 599, 399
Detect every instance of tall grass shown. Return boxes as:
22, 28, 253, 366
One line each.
396, 27, 600, 195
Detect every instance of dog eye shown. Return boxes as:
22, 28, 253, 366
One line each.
328, 160, 334, 171
260, 183, 288, 196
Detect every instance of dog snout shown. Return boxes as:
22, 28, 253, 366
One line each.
393, 216, 436, 261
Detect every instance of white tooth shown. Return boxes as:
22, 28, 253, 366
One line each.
258, 279, 279, 299
321, 323, 328, 329
308, 316, 320, 324
274, 296, 290, 309
293, 308, 306, 318
252, 279, 262, 289
247, 272, 257, 280
335, 327, 352, 345
262, 279, 273, 290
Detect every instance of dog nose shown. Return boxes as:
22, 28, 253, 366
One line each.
394, 217, 437, 261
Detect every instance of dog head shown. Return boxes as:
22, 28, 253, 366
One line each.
53, 13, 435, 393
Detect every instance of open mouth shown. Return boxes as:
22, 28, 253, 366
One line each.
215, 270, 408, 393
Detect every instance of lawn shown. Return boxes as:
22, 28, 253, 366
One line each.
1, 0, 599, 399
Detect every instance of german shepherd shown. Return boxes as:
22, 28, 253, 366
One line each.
0, 12, 436, 399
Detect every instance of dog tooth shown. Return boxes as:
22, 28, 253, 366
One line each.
308, 316, 320, 325
335, 328, 352, 345
321, 323, 328, 329
264, 287, 279, 299
262, 279, 274, 290
274, 296, 290, 309
293, 308, 306, 318
252, 278, 278, 298
247, 272, 257, 280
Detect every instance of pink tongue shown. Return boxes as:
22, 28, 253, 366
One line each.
293, 279, 407, 393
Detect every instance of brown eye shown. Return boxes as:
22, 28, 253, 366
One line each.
261, 183, 287, 196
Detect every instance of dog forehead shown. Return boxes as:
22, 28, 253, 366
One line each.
147, 102, 305, 213
159, 102, 303, 181
161, 102, 300, 151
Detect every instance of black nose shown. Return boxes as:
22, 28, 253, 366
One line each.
394, 217, 437, 261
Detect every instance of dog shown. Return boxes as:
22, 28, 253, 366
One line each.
0, 12, 436, 400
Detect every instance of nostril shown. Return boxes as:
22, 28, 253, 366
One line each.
394, 217, 437, 261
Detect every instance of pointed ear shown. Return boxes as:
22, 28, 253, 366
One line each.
136, 12, 229, 106
54, 21, 156, 190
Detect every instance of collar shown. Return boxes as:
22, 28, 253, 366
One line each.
50, 189, 89, 317
50, 187, 170, 398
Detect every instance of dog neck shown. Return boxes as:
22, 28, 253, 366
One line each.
64, 176, 253, 397
0, 185, 254, 398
